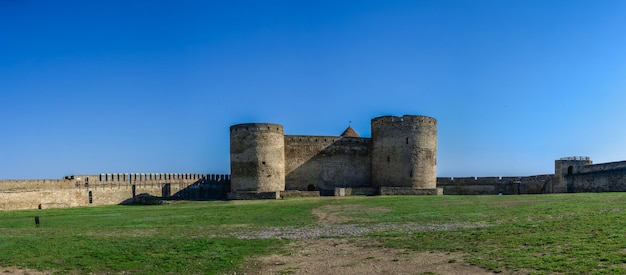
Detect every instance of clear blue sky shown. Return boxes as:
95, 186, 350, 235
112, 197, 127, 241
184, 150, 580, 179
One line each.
2, 0, 626, 179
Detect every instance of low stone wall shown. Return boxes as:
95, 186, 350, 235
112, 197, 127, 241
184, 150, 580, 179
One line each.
333, 187, 378, 196
379, 187, 443, 195
281, 190, 320, 198
436, 175, 553, 195
228, 191, 281, 200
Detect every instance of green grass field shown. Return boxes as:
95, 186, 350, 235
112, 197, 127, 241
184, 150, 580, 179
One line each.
1, 193, 625, 274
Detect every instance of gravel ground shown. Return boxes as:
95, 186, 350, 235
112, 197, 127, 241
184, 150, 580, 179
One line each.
216, 221, 490, 239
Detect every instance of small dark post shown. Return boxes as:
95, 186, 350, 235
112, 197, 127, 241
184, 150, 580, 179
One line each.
34, 216, 40, 228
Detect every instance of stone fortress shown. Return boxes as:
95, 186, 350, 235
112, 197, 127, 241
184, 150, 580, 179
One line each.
228, 115, 440, 199
2, 114, 626, 211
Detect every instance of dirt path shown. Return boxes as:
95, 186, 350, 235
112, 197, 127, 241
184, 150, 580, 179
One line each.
236, 204, 511, 275
238, 238, 498, 275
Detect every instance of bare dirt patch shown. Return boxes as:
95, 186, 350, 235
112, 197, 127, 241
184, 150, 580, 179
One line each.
234, 204, 508, 274
238, 238, 499, 275
312, 204, 392, 224
217, 204, 489, 240
0, 266, 51, 275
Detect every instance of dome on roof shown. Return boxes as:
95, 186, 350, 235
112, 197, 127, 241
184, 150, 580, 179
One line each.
340, 126, 360, 137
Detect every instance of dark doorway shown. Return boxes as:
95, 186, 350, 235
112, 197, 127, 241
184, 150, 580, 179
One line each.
162, 183, 171, 197
307, 184, 316, 191
567, 166, 573, 175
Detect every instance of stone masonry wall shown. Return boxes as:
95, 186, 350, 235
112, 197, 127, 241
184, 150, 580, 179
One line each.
0, 174, 230, 211
437, 174, 554, 195
566, 161, 626, 192
371, 115, 437, 189
230, 123, 285, 192
284, 135, 371, 193
0, 179, 74, 191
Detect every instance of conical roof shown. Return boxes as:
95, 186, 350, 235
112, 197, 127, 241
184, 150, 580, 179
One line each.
340, 126, 360, 137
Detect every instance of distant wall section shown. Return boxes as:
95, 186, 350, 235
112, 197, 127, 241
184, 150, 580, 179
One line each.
559, 158, 626, 192
437, 175, 554, 195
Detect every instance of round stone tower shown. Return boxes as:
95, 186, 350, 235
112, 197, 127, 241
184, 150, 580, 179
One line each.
371, 115, 437, 188
230, 123, 285, 192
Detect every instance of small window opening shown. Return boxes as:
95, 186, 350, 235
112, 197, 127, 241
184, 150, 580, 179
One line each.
567, 166, 573, 175
262, 161, 266, 165
307, 184, 316, 191
406, 137, 409, 144
387, 156, 390, 162
410, 170, 413, 178
88, 191, 93, 204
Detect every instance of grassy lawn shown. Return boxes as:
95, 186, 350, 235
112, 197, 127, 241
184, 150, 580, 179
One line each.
0, 193, 625, 274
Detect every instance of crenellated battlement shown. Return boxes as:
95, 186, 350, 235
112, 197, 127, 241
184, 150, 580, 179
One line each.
371, 115, 437, 189
230, 123, 284, 134
284, 135, 371, 145
0, 174, 230, 191
560, 156, 591, 161
371, 115, 436, 125
93, 173, 229, 183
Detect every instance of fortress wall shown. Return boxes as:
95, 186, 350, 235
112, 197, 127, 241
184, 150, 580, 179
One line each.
567, 168, 626, 192
437, 174, 553, 195
0, 174, 230, 211
0, 189, 90, 211
0, 187, 135, 211
89, 173, 210, 184
554, 158, 626, 192
84, 173, 230, 199
284, 135, 372, 192
0, 179, 74, 191
579, 161, 626, 174
436, 177, 501, 195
